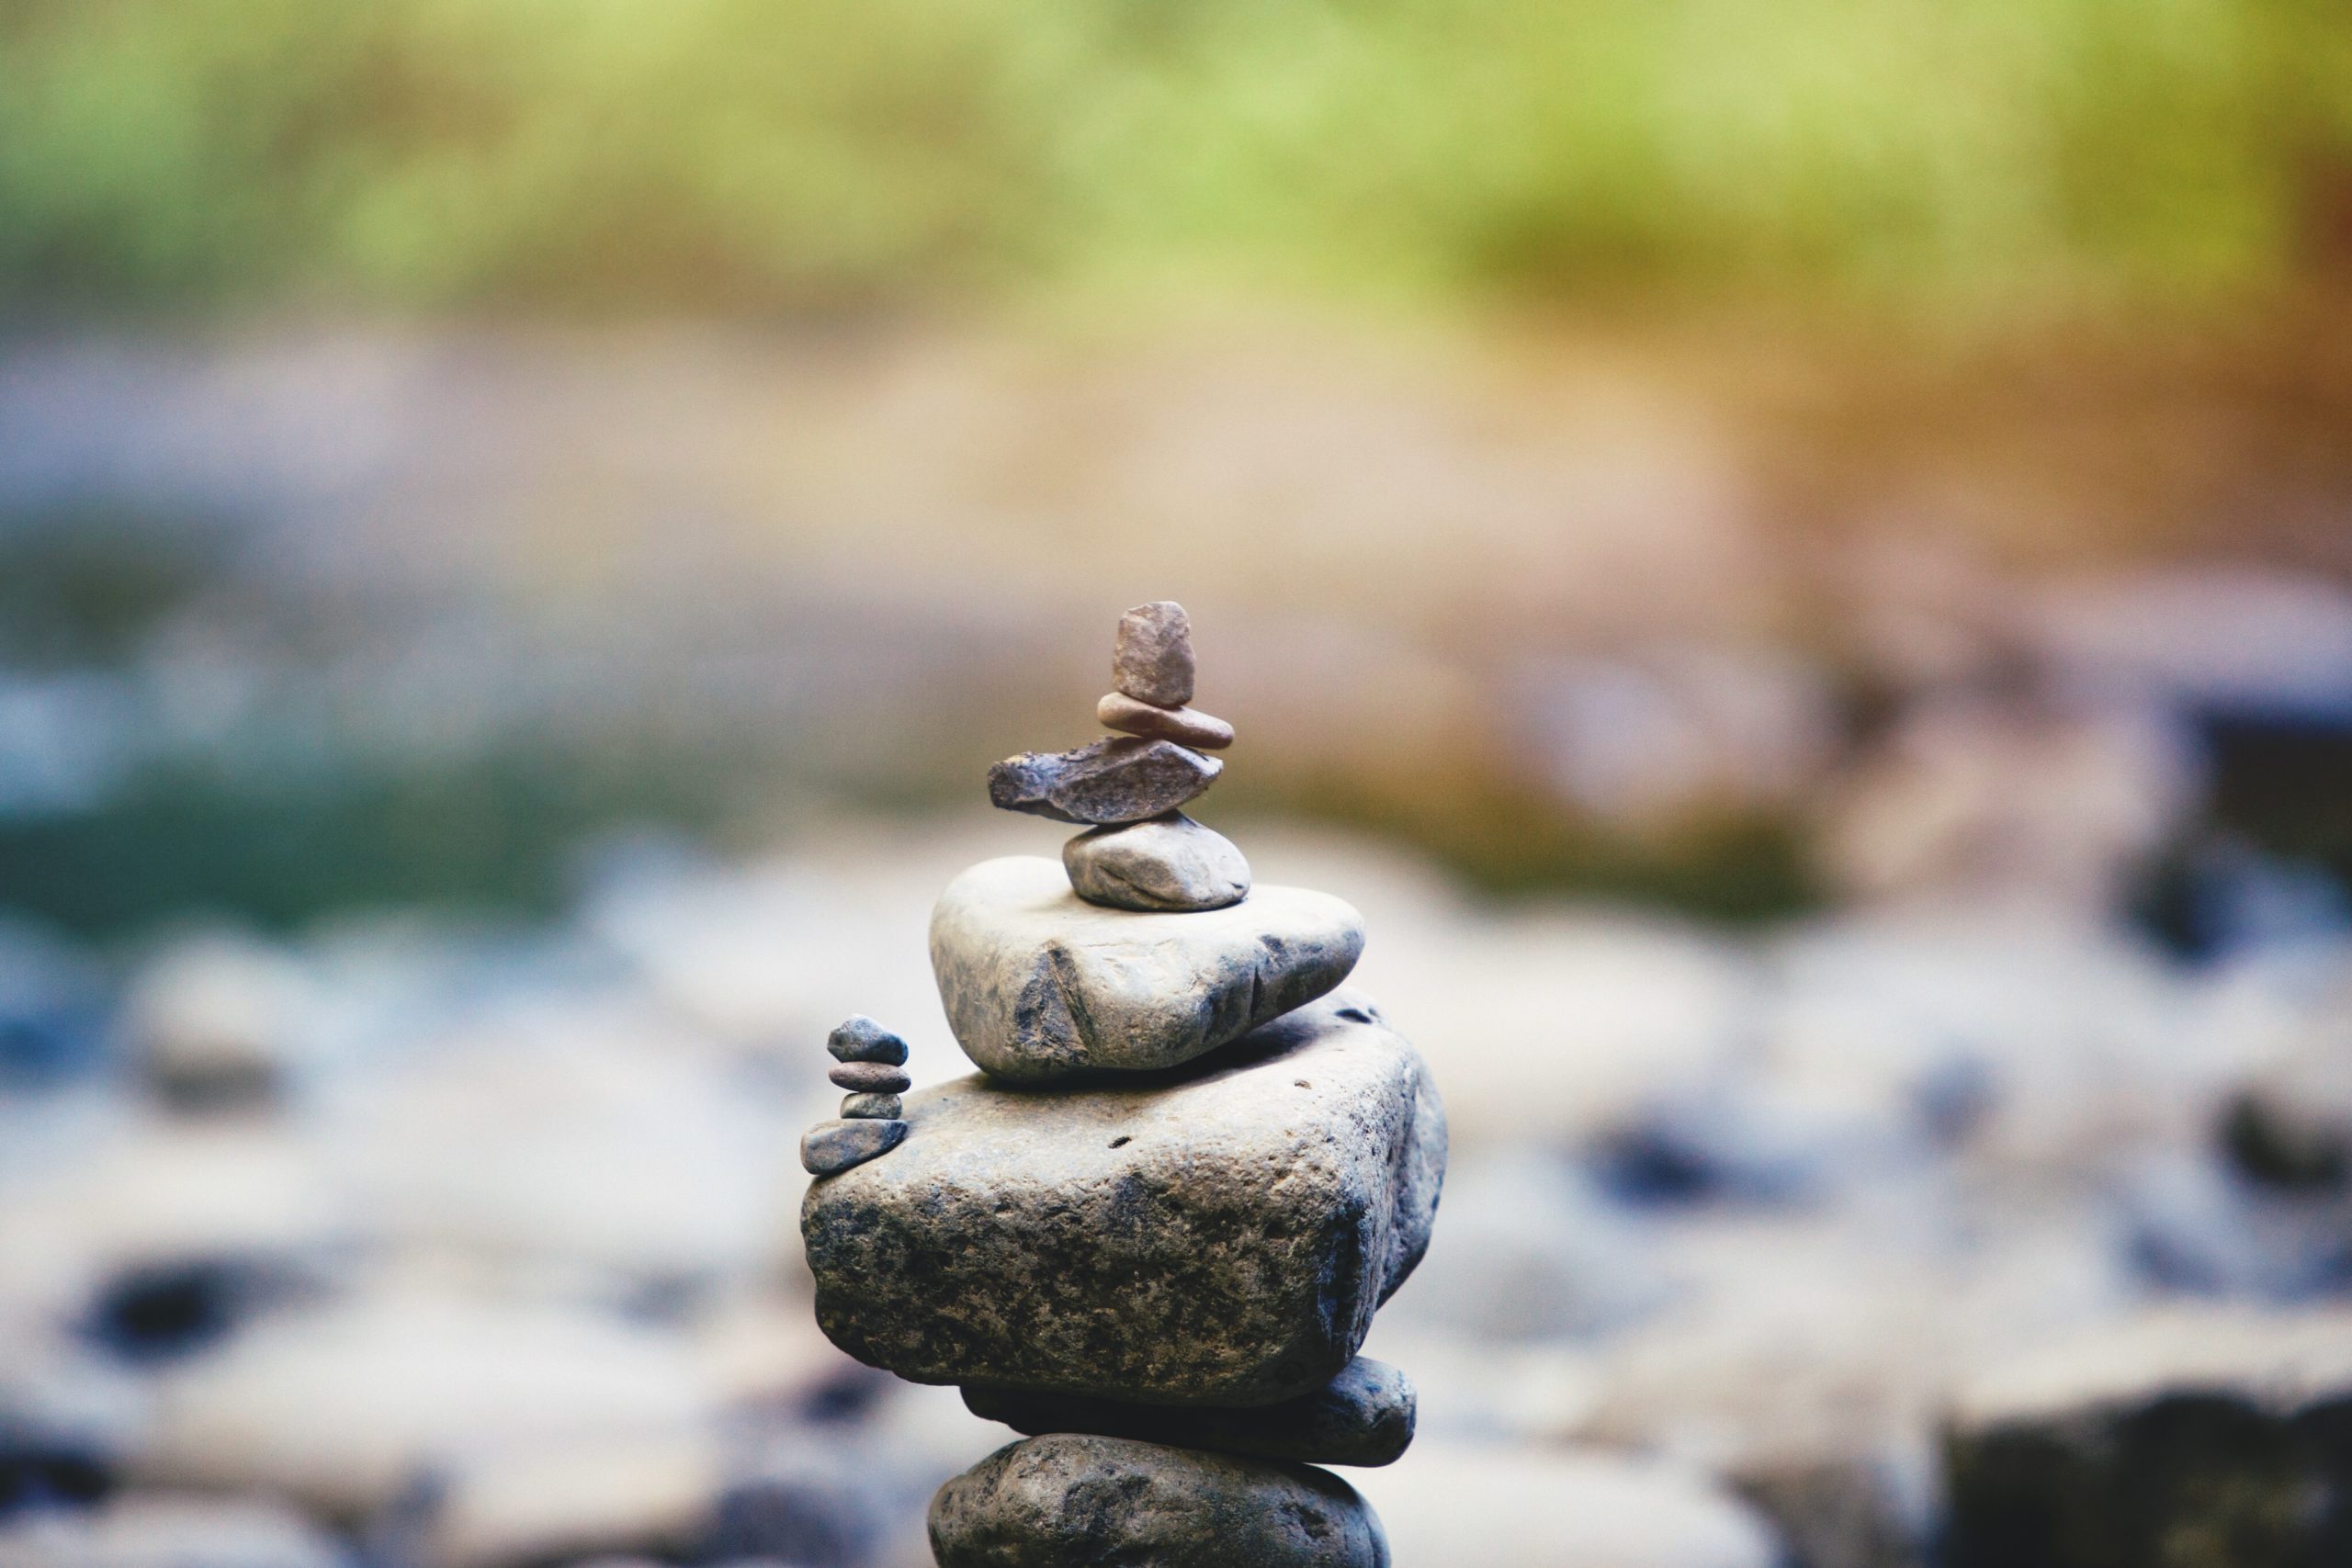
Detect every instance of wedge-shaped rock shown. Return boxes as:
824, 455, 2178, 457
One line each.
965, 1356, 1416, 1468
802, 990, 1445, 1406
930, 855, 1363, 1082
932, 1435, 1387, 1568
988, 738, 1218, 826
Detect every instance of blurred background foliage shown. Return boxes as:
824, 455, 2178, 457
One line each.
4, 0, 2349, 322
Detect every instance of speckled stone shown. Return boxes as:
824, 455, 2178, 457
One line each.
1113, 602, 1196, 708
929, 855, 1361, 1082
965, 1357, 1417, 1468
800, 1117, 908, 1177
1097, 692, 1234, 750
828, 1015, 910, 1065
1063, 813, 1250, 913
932, 1435, 1387, 1568
841, 1091, 902, 1120
988, 738, 1220, 827
802, 989, 1445, 1405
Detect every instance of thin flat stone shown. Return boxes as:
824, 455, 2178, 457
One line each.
800, 1118, 908, 1177
829, 1062, 910, 1094
929, 855, 1362, 1081
965, 1356, 1416, 1468
827, 1015, 910, 1065
1097, 692, 1234, 750
1063, 813, 1250, 913
988, 738, 1218, 826
841, 1091, 903, 1120
1113, 601, 1195, 707
931, 1435, 1387, 1568
803, 989, 1446, 1405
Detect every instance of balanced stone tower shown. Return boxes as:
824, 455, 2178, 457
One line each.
801, 601, 1447, 1567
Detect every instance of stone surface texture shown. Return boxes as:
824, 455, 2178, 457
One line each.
840, 1091, 903, 1120
929, 1434, 1387, 1568
1112, 602, 1196, 708
828, 1015, 910, 1065
799, 1118, 909, 1177
987, 738, 1220, 827
929, 855, 1362, 1082
802, 990, 1445, 1405
965, 1356, 1416, 1468
1943, 1305, 2352, 1568
1096, 692, 1234, 750
1063, 813, 1251, 914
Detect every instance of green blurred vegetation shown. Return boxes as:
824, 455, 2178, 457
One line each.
2, 0, 2346, 321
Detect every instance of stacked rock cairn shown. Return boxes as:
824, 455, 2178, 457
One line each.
799, 600, 1447, 1567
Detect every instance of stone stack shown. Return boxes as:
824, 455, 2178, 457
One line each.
799, 1015, 912, 1176
800, 601, 1447, 1567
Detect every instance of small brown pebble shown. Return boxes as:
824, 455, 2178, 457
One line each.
1096, 692, 1234, 750
842, 1091, 903, 1119
831, 1061, 911, 1094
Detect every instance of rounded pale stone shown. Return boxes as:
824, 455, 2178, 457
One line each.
828, 1062, 910, 1094
1113, 601, 1195, 707
1063, 813, 1250, 913
929, 855, 1362, 1081
840, 1091, 902, 1120
988, 737, 1219, 826
930, 1435, 1387, 1568
803, 989, 1445, 1405
1096, 691, 1234, 750
800, 1118, 907, 1177
827, 1015, 909, 1065
965, 1356, 1416, 1468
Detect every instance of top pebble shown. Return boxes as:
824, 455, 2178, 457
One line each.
1113, 601, 1195, 708
828, 1014, 910, 1065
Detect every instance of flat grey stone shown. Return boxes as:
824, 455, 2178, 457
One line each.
964, 1356, 1416, 1468
1097, 691, 1234, 750
829, 1061, 910, 1094
929, 855, 1362, 1081
930, 1435, 1387, 1568
1113, 601, 1196, 707
840, 1091, 902, 1119
800, 1118, 908, 1177
802, 989, 1445, 1405
1063, 813, 1250, 913
827, 1015, 909, 1065
988, 738, 1219, 826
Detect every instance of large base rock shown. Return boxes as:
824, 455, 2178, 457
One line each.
1944, 1306, 2352, 1568
928, 855, 1363, 1082
802, 990, 1444, 1406
929, 1434, 1388, 1568
964, 1356, 1415, 1468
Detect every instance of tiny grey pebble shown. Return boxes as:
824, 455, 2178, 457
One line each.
1113, 601, 1196, 707
831, 1061, 911, 1094
801, 1117, 909, 1176
1097, 692, 1234, 750
842, 1091, 903, 1119
828, 1014, 910, 1065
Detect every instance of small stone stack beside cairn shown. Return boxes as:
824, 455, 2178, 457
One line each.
798, 1015, 911, 1175
800, 601, 1447, 1567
